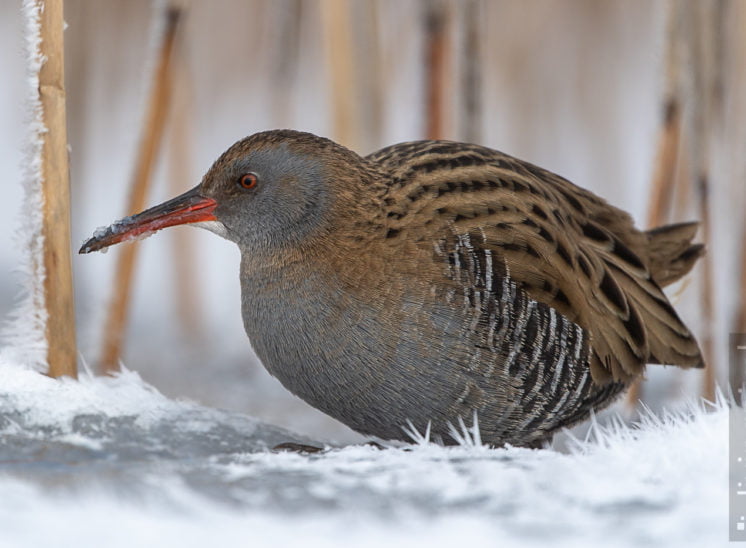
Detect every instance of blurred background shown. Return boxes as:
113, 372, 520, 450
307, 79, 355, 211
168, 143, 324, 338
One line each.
0, 0, 744, 444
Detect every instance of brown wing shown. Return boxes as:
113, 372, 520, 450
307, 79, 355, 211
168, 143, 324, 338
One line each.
369, 140, 704, 384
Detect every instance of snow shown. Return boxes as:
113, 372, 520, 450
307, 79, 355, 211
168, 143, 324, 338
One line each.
0, 357, 729, 547
80, 220, 158, 254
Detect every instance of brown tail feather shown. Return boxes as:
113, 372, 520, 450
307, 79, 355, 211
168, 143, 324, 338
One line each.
635, 221, 705, 370
646, 221, 705, 288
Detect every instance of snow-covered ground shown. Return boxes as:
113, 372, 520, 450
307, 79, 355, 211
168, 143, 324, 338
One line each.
0, 358, 728, 547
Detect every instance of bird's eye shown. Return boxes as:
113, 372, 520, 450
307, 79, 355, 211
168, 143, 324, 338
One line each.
238, 173, 258, 189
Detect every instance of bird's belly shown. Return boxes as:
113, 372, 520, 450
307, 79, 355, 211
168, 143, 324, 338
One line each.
240, 268, 625, 446
241, 272, 487, 439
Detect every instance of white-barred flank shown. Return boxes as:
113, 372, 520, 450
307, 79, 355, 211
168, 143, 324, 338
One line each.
440, 227, 623, 443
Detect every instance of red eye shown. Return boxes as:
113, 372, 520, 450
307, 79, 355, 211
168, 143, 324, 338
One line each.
239, 173, 258, 189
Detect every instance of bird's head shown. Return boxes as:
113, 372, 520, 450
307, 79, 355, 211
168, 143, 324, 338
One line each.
79, 130, 373, 256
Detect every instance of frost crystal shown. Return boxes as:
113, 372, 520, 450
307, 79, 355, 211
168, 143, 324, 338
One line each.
0, 1, 48, 371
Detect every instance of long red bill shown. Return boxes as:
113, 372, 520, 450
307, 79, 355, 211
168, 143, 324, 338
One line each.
79, 188, 217, 254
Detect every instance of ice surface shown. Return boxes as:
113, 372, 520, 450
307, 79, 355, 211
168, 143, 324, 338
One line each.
0, 357, 728, 547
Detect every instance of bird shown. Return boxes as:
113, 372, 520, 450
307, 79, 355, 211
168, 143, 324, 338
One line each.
80, 130, 705, 448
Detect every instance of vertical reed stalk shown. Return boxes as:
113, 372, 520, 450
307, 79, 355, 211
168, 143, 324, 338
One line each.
270, 0, 302, 127
99, 8, 181, 373
691, 0, 718, 401
696, 174, 716, 402
38, 0, 78, 379
168, 36, 201, 340
424, 0, 449, 140
460, 0, 481, 143
320, 0, 360, 150
358, 0, 384, 151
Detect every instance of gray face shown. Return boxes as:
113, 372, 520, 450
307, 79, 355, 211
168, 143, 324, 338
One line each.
199, 142, 331, 252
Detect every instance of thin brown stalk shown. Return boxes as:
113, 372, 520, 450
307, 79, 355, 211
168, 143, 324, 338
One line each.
424, 0, 449, 140
671, 134, 692, 220
320, 0, 360, 150
38, 0, 78, 379
99, 8, 181, 373
692, 0, 718, 402
460, 0, 482, 144
697, 175, 716, 402
646, 0, 683, 230
356, 0, 384, 151
269, 0, 302, 127
168, 36, 201, 340
645, 99, 681, 229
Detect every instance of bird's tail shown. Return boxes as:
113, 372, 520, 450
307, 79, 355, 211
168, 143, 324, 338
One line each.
632, 221, 706, 370
645, 221, 705, 288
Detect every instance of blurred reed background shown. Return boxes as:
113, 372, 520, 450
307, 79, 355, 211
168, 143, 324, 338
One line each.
1, 0, 744, 443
